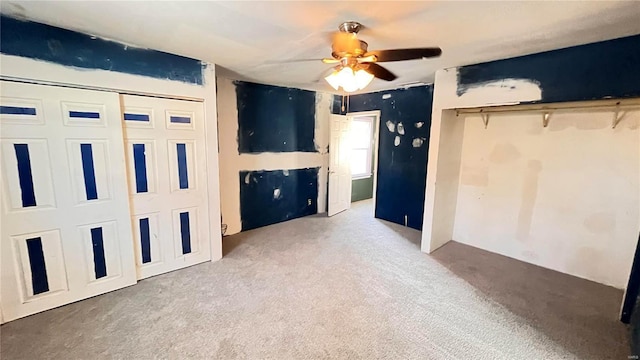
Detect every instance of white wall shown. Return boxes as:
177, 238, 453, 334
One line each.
422, 109, 465, 253
453, 110, 640, 288
423, 67, 640, 288
424, 68, 507, 254
216, 77, 331, 235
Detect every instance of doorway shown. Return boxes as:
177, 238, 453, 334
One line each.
327, 111, 380, 217
349, 114, 376, 203
348, 111, 380, 209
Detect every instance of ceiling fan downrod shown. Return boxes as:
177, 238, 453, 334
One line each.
338, 21, 362, 34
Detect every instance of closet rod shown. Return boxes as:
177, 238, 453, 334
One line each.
455, 99, 640, 116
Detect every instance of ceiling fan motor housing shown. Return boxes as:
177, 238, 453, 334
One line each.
331, 21, 369, 60
331, 40, 368, 59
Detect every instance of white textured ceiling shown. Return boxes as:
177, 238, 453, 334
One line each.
2, 1, 640, 93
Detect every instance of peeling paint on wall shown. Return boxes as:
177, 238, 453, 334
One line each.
273, 188, 282, 200
386, 121, 396, 133
456, 34, 640, 104
235, 81, 316, 153
457, 78, 542, 104
239, 167, 319, 231
0, 15, 204, 84
333, 85, 434, 230
397, 122, 405, 135
218, 77, 330, 235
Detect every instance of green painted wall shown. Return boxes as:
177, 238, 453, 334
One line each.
351, 176, 373, 202
351, 120, 376, 203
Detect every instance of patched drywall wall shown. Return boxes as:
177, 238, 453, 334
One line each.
0, 15, 204, 84
217, 77, 331, 235
240, 168, 319, 231
333, 85, 433, 230
235, 81, 316, 153
423, 34, 640, 257
457, 34, 640, 104
453, 110, 640, 288
423, 35, 640, 290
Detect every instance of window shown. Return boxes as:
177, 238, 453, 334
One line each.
350, 116, 374, 179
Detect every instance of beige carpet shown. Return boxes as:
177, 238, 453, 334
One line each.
0, 200, 630, 359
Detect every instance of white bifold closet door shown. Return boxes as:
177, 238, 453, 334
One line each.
120, 95, 210, 279
0, 81, 136, 322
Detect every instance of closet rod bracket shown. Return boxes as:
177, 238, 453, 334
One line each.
543, 112, 551, 128
612, 103, 626, 129
480, 113, 489, 129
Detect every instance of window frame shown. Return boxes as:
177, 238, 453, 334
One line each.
350, 116, 375, 180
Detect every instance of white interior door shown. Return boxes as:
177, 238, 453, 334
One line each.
120, 95, 210, 279
328, 114, 352, 216
0, 81, 136, 322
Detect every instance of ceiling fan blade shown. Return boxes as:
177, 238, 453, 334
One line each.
364, 63, 397, 81
322, 58, 340, 64
263, 58, 325, 65
364, 48, 442, 62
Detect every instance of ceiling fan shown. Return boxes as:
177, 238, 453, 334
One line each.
322, 21, 442, 92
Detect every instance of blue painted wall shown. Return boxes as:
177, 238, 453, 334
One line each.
240, 168, 319, 231
235, 81, 317, 153
333, 85, 434, 230
0, 15, 203, 84
457, 34, 640, 103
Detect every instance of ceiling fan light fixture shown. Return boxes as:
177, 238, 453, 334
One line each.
324, 66, 375, 93
354, 68, 375, 89
338, 67, 359, 92
324, 70, 342, 90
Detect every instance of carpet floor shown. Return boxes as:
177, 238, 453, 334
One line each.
0, 200, 630, 359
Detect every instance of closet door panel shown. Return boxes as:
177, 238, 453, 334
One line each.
121, 95, 210, 279
0, 81, 136, 323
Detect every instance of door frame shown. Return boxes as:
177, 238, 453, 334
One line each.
346, 110, 381, 217
0, 54, 223, 262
